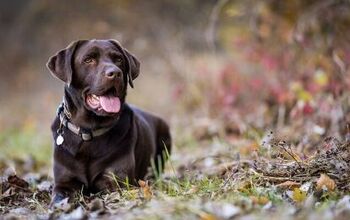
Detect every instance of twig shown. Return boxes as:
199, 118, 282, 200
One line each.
278, 142, 302, 168
206, 0, 230, 52
223, 154, 241, 187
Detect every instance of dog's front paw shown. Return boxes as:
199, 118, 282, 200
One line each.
50, 193, 71, 211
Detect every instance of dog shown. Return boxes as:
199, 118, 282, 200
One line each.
47, 39, 171, 204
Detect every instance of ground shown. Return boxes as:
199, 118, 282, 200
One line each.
1, 92, 350, 219
1, 0, 350, 219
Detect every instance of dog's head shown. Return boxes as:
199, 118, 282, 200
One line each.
47, 39, 140, 116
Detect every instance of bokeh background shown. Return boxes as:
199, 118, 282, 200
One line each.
0, 0, 349, 165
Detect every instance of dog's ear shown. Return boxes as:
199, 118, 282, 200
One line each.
123, 48, 140, 88
46, 40, 85, 85
109, 39, 140, 88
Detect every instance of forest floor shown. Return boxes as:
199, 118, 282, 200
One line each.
1, 0, 350, 218
1, 94, 350, 220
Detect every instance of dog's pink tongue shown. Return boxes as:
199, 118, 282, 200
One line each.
100, 96, 121, 113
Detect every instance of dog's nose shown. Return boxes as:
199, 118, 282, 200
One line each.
105, 68, 122, 79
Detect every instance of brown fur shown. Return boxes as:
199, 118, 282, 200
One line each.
47, 39, 171, 203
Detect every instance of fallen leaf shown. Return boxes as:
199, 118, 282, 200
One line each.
237, 181, 252, 193
138, 180, 153, 200
200, 212, 217, 220
138, 180, 146, 188
239, 142, 259, 155
8, 175, 29, 189
292, 188, 307, 203
316, 174, 336, 191
250, 196, 270, 205
276, 181, 300, 189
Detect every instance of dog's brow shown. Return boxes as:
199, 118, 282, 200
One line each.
109, 51, 122, 57
85, 46, 100, 54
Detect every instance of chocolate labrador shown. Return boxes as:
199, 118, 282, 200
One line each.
47, 39, 171, 204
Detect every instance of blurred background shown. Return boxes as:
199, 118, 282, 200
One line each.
0, 0, 349, 166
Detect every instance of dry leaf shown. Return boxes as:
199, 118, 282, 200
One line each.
316, 174, 336, 191
292, 188, 307, 203
237, 181, 252, 193
250, 196, 270, 205
199, 212, 217, 220
138, 180, 153, 200
258, 196, 269, 205
276, 181, 300, 189
138, 180, 146, 187
239, 142, 259, 155
8, 175, 29, 189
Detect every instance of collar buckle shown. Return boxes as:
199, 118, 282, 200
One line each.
80, 129, 93, 141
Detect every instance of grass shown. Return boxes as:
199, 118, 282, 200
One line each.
0, 127, 51, 165
1, 122, 350, 219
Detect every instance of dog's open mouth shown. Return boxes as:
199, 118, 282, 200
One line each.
86, 88, 121, 113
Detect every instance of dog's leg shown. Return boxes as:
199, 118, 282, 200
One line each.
50, 179, 84, 209
154, 119, 172, 175
93, 171, 134, 193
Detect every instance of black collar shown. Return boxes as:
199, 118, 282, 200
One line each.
56, 103, 114, 141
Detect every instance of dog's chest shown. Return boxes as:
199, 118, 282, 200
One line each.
56, 133, 135, 185
67, 133, 132, 162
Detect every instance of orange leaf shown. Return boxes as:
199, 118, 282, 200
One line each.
250, 196, 269, 205
200, 212, 217, 220
138, 180, 153, 200
276, 181, 300, 189
316, 174, 336, 191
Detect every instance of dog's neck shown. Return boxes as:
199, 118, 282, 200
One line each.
63, 86, 122, 130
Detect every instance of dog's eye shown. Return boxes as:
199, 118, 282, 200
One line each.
111, 54, 123, 63
115, 57, 123, 63
84, 57, 95, 64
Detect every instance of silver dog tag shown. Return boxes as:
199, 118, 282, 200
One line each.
56, 135, 64, 146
